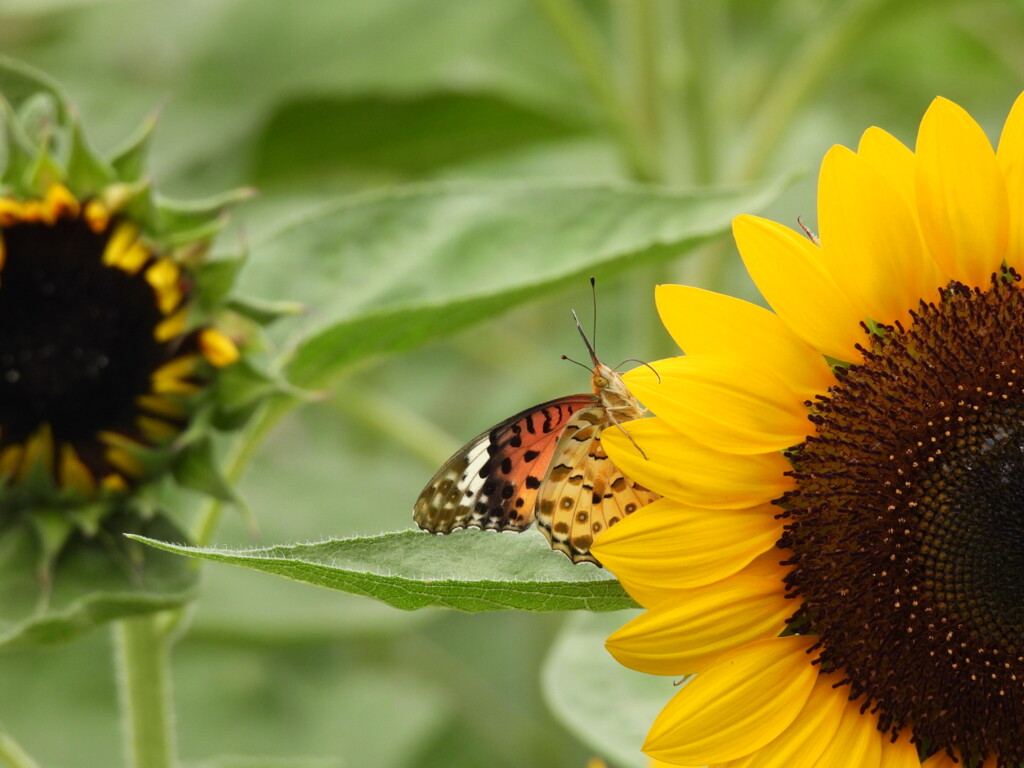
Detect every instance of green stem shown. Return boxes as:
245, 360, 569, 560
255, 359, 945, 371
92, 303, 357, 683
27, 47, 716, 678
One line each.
531, 0, 659, 182
621, 0, 662, 173
114, 615, 176, 768
330, 384, 460, 467
191, 396, 292, 547
0, 730, 40, 768
738, 0, 887, 181
679, 0, 718, 186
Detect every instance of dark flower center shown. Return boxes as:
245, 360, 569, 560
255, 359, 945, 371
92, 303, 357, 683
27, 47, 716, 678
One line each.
0, 216, 163, 445
779, 276, 1024, 767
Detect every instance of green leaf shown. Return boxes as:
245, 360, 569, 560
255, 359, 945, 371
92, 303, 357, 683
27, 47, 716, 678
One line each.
194, 255, 247, 310
0, 56, 67, 116
109, 112, 157, 183
172, 438, 237, 503
130, 530, 639, 612
0, 98, 43, 190
245, 177, 788, 387
154, 188, 256, 247
187, 758, 343, 768
225, 294, 307, 326
251, 92, 586, 188
542, 612, 676, 768
65, 113, 115, 193
0, 512, 199, 648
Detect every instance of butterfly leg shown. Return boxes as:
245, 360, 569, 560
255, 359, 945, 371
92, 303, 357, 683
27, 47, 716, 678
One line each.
603, 405, 650, 460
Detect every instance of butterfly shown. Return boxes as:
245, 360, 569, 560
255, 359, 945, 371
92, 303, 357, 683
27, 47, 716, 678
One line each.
413, 308, 660, 565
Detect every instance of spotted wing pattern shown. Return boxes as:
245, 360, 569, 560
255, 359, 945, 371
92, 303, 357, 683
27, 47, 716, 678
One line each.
534, 407, 661, 564
414, 395, 597, 535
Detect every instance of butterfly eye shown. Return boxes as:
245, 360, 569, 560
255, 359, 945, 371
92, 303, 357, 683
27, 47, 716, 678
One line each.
593, 375, 609, 389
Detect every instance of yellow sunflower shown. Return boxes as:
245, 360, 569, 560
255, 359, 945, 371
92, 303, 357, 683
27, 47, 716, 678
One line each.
593, 94, 1024, 768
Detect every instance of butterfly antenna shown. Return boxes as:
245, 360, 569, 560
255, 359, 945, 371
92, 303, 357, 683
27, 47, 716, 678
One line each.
615, 358, 661, 383
589, 276, 598, 354
561, 354, 592, 373
571, 309, 601, 368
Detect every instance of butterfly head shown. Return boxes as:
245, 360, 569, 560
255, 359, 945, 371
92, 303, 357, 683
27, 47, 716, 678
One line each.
571, 309, 647, 421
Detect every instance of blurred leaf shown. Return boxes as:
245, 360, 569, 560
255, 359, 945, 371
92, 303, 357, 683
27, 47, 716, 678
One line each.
251, 92, 588, 188
187, 757, 342, 768
131, 530, 639, 612
0, 512, 199, 648
0, 0, 590, 193
542, 612, 675, 768
0, 56, 67, 115
244, 176, 789, 387
172, 438, 237, 503
65, 115, 115, 191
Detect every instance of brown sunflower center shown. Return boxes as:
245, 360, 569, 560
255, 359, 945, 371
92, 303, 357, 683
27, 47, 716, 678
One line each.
918, 402, 1024, 648
0, 216, 164, 445
779, 277, 1024, 767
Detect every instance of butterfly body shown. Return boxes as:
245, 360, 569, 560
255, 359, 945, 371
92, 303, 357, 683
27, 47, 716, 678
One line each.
414, 325, 659, 565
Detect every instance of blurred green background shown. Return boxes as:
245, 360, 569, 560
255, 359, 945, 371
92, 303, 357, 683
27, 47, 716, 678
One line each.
1, 1, 1023, 766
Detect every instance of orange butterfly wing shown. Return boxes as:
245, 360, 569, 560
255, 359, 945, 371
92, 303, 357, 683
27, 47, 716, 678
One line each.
413, 394, 598, 535
534, 406, 661, 564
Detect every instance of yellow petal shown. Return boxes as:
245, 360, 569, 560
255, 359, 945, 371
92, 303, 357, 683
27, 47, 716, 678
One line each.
625, 356, 810, 455
136, 415, 180, 442
718, 673, 848, 768
857, 127, 917, 207
0, 444, 23, 478
644, 636, 819, 765
105, 448, 143, 478
733, 215, 865, 362
99, 432, 145, 477
819, 145, 943, 326
59, 444, 96, 495
592, 498, 782, 604
606, 554, 790, 675
921, 754, 995, 768
145, 257, 180, 289
654, 284, 834, 398
20, 200, 45, 223
44, 184, 80, 219
145, 259, 183, 313
199, 328, 240, 367
920, 752, 957, 768
116, 242, 151, 275
154, 308, 188, 342
0, 198, 24, 226
997, 90, 1024, 271
880, 732, 923, 768
152, 355, 200, 395
83, 199, 110, 233
101, 472, 128, 492
809, 696, 882, 768
102, 223, 140, 268
18, 424, 54, 482
603, 418, 794, 510
915, 96, 1008, 288
136, 394, 186, 420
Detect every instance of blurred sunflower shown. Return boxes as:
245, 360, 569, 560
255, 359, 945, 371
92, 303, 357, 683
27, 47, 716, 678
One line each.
594, 94, 1024, 767
0, 61, 275, 567
0, 184, 238, 496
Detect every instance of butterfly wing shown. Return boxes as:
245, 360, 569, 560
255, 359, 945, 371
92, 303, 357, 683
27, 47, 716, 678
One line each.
535, 406, 661, 564
414, 394, 598, 535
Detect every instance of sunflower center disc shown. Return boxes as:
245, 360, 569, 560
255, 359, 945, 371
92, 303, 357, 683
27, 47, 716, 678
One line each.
0, 216, 163, 444
919, 402, 1024, 644
780, 277, 1024, 766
